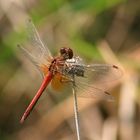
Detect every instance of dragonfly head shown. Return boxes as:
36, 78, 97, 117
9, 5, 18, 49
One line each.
60, 47, 73, 60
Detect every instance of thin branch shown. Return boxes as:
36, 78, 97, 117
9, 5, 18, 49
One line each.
72, 86, 81, 140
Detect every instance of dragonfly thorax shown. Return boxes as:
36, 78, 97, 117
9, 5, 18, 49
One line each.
67, 65, 85, 77
64, 57, 85, 77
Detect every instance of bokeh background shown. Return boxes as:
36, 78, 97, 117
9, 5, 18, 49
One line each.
0, 0, 140, 140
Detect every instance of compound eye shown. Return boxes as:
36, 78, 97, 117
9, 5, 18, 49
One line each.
67, 48, 73, 59
60, 47, 66, 55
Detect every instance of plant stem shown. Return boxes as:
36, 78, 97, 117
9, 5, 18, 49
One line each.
72, 86, 81, 140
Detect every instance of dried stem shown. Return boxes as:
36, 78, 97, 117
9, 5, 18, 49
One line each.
72, 86, 81, 140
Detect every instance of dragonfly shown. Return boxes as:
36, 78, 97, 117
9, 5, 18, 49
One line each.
19, 20, 123, 125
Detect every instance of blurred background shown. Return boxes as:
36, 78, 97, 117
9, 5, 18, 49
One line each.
0, 0, 140, 140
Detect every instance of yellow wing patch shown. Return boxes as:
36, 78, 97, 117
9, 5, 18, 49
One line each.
51, 73, 67, 91
40, 64, 49, 75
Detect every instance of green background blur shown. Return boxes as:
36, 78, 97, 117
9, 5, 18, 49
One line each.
0, 0, 140, 140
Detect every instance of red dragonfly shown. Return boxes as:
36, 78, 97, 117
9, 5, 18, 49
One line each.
19, 20, 122, 124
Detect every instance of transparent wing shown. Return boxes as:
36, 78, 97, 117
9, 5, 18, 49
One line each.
19, 19, 53, 68
72, 63, 122, 101
80, 64, 123, 86
75, 79, 114, 101
26, 19, 52, 59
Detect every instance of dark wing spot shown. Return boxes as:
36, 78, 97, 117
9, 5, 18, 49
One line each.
113, 65, 118, 69
104, 91, 110, 95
